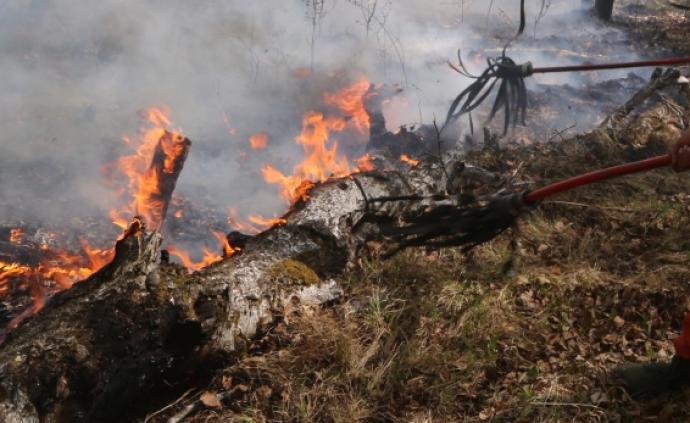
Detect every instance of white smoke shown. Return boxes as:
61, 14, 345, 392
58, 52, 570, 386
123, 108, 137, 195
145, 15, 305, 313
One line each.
0, 0, 646, 232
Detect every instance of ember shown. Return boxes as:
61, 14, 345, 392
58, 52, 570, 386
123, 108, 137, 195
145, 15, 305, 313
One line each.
356, 154, 376, 171
249, 132, 270, 150
400, 154, 419, 166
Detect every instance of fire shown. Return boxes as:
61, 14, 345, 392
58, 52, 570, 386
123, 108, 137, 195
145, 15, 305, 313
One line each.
80, 239, 115, 271
262, 78, 373, 204
248, 215, 287, 228
166, 245, 220, 272
211, 230, 240, 257
226, 208, 286, 235
0, 261, 31, 297
400, 154, 419, 166
324, 77, 371, 134
227, 208, 260, 234
3, 79, 376, 332
0, 240, 115, 323
249, 132, 270, 150
2, 107, 195, 335
355, 154, 375, 171
166, 230, 239, 272
107, 106, 190, 230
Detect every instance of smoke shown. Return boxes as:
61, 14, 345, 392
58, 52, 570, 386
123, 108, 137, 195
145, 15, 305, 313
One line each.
0, 0, 647, 235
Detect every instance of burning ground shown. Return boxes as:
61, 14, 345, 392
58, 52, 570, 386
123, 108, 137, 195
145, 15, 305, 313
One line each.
1, 0, 690, 422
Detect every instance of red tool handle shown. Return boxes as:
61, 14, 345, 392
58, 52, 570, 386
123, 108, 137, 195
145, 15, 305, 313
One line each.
532, 56, 690, 74
524, 154, 672, 205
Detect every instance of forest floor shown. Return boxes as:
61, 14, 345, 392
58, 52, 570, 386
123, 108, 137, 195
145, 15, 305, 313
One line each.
150, 2, 690, 422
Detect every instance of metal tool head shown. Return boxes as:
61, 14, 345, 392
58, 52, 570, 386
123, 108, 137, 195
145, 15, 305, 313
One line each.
444, 53, 532, 135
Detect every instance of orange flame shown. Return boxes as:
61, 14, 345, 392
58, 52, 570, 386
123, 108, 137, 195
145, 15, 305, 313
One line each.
166, 245, 219, 272
262, 78, 373, 204
249, 132, 270, 150
108, 106, 188, 230
400, 154, 419, 166
211, 230, 240, 257
0, 239, 115, 322
324, 77, 371, 134
166, 229, 239, 272
227, 208, 260, 234
80, 239, 115, 271
355, 154, 375, 172
226, 208, 287, 235
0, 261, 31, 297
248, 215, 287, 228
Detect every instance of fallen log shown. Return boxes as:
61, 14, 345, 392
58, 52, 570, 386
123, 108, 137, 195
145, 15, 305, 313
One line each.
0, 162, 458, 422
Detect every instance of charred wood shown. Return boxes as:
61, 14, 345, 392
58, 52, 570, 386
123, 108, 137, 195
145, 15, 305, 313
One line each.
142, 131, 191, 230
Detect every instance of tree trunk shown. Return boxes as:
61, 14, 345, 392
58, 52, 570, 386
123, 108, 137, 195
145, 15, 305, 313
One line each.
0, 164, 449, 422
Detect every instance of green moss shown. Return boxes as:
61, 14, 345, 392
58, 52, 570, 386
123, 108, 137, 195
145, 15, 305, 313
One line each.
266, 259, 321, 286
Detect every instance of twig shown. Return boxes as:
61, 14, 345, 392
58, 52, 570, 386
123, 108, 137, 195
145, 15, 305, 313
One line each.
546, 124, 576, 143
531, 401, 603, 410
144, 388, 196, 423
532, 0, 551, 39
544, 200, 635, 213
486, 0, 495, 26
369, 194, 447, 203
432, 118, 451, 187
601, 68, 681, 128
658, 93, 686, 118
167, 403, 197, 423
370, 12, 408, 86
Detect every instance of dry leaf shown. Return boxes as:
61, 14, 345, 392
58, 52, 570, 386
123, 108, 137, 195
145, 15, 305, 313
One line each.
613, 316, 625, 328
200, 391, 222, 408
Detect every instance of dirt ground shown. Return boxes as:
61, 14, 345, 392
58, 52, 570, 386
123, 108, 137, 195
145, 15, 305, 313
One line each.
146, 3, 690, 422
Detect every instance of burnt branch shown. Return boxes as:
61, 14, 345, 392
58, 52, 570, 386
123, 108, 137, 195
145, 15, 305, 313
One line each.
142, 131, 191, 229
601, 68, 682, 129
